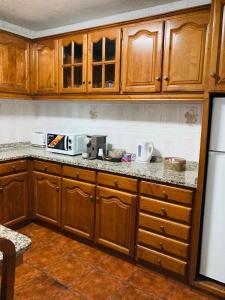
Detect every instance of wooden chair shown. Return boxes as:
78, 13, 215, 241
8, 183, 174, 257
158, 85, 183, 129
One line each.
0, 238, 16, 300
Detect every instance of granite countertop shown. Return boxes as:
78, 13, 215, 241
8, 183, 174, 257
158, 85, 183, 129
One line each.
0, 143, 198, 189
0, 225, 31, 261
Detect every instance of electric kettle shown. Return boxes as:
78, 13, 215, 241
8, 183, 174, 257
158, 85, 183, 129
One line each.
136, 142, 154, 163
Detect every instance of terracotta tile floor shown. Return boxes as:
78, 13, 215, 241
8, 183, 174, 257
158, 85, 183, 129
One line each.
11, 223, 218, 300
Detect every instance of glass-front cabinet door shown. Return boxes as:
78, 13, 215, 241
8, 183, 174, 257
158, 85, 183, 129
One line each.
59, 34, 87, 93
87, 28, 121, 92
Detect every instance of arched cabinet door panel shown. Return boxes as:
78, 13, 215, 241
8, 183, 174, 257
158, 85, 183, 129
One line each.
122, 21, 164, 93
162, 10, 209, 92
62, 178, 95, 240
33, 39, 58, 94
33, 172, 61, 226
95, 186, 137, 256
0, 32, 30, 93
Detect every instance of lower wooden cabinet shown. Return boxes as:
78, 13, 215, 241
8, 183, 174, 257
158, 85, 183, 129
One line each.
33, 171, 61, 226
0, 172, 28, 226
62, 178, 95, 240
95, 186, 137, 256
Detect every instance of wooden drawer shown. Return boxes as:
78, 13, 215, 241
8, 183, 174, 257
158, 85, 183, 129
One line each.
138, 229, 189, 259
97, 172, 138, 193
62, 165, 96, 183
0, 160, 27, 175
139, 213, 190, 242
140, 196, 192, 224
140, 181, 193, 205
33, 160, 61, 176
137, 245, 187, 276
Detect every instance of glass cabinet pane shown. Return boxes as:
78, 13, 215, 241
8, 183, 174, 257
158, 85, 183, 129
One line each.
63, 43, 72, 64
74, 42, 83, 63
105, 38, 116, 61
93, 39, 102, 62
74, 66, 82, 87
105, 64, 115, 87
63, 67, 72, 88
93, 65, 102, 88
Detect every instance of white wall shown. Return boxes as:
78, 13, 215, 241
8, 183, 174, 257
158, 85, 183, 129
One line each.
0, 100, 202, 161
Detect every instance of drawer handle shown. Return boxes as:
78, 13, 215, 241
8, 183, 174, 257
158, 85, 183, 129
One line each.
157, 259, 162, 266
159, 242, 164, 250
56, 186, 60, 191
96, 196, 100, 203
160, 225, 165, 233
113, 179, 118, 186
76, 172, 79, 179
161, 207, 167, 215
44, 166, 48, 171
162, 191, 168, 199
90, 195, 94, 202
0, 187, 3, 192
12, 165, 16, 170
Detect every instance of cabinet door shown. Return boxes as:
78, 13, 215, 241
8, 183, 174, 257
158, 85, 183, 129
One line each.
162, 10, 209, 92
87, 28, 121, 93
122, 21, 163, 93
34, 39, 58, 94
95, 186, 136, 256
0, 172, 28, 226
62, 178, 95, 240
0, 32, 30, 93
59, 34, 87, 93
209, 0, 225, 91
33, 171, 61, 226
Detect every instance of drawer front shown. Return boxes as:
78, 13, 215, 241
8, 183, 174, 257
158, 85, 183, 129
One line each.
139, 213, 190, 241
137, 245, 187, 276
97, 172, 138, 193
0, 160, 27, 175
33, 160, 61, 175
140, 196, 192, 223
138, 229, 189, 259
140, 181, 193, 205
63, 165, 96, 183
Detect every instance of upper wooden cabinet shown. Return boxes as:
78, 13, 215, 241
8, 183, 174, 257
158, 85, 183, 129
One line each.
59, 34, 87, 93
162, 10, 209, 92
0, 32, 30, 93
122, 21, 164, 93
208, 0, 225, 91
33, 39, 58, 94
87, 28, 121, 93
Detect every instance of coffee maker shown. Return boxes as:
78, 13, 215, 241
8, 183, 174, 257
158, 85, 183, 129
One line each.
85, 135, 107, 159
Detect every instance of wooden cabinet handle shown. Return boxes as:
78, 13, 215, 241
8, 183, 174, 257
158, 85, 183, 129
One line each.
96, 196, 100, 203
157, 259, 162, 266
82, 81, 85, 84
210, 72, 217, 78
0, 187, 3, 192
160, 225, 165, 232
56, 186, 60, 191
163, 77, 169, 81
155, 76, 161, 81
76, 172, 79, 178
90, 195, 94, 202
159, 242, 164, 250
54, 82, 57, 86
12, 165, 16, 170
113, 179, 118, 186
162, 191, 167, 199
88, 81, 91, 84
44, 166, 48, 171
161, 207, 166, 215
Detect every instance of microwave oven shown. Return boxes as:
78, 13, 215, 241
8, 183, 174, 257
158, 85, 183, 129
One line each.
46, 133, 86, 155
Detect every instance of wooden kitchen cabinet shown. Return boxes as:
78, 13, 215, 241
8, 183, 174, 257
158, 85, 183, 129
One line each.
87, 28, 121, 93
33, 39, 58, 94
162, 10, 209, 92
58, 34, 87, 93
0, 172, 28, 226
0, 31, 30, 93
33, 171, 61, 226
208, 0, 225, 91
62, 178, 95, 240
95, 186, 137, 256
121, 21, 163, 93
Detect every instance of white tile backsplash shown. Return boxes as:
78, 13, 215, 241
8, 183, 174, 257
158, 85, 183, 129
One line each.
0, 99, 202, 161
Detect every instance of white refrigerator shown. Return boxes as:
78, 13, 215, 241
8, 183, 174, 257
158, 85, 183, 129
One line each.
200, 97, 225, 284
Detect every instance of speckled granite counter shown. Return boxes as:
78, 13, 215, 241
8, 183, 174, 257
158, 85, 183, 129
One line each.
0, 225, 31, 260
0, 143, 198, 188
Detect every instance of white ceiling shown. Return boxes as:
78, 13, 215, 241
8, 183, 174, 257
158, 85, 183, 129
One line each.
0, 0, 190, 31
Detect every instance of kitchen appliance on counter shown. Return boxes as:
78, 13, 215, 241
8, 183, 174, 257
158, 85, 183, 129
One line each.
84, 135, 107, 159
136, 142, 154, 163
46, 133, 86, 155
31, 132, 46, 148
199, 97, 225, 284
